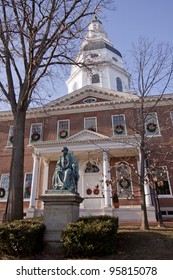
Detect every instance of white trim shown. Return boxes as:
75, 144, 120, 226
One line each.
29, 123, 43, 144
6, 125, 14, 147
23, 172, 32, 200
57, 119, 70, 140
0, 173, 10, 201
84, 117, 97, 132
170, 111, 173, 124
112, 114, 127, 136
154, 165, 172, 196
145, 112, 161, 137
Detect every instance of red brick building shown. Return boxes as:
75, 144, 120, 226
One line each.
0, 17, 173, 221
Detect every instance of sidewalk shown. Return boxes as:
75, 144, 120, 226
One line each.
119, 220, 173, 228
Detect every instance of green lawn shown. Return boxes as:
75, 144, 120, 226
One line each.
111, 225, 173, 260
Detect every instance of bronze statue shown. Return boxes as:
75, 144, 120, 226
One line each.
52, 147, 79, 192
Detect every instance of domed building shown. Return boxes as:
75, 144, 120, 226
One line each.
0, 17, 173, 222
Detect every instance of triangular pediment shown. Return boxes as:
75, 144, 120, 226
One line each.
66, 129, 109, 142
46, 85, 138, 108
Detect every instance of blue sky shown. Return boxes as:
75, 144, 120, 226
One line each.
1, 1, 173, 110
102, 0, 173, 57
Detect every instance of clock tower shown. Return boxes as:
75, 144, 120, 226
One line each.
66, 16, 131, 93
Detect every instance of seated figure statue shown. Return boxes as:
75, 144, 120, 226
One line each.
52, 147, 79, 192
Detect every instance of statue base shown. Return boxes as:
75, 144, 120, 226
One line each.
39, 190, 83, 253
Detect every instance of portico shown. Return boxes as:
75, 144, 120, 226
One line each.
27, 129, 148, 218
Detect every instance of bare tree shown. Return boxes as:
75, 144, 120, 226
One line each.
0, 0, 113, 222
129, 38, 173, 229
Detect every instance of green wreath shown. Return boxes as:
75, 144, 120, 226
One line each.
114, 124, 124, 134
119, 178, 131, 189
147, 123, 157, 132
31, 132, 40, 142
9, 135, 14, 143
59, 129, 68, 139
0, 188, 6, 198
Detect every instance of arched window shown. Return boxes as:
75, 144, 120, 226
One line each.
73, 82, 77, 91
85, 161, 100, 173
116, 162, 132, 198
116, 77, 123, 92
92, 74, 100, 84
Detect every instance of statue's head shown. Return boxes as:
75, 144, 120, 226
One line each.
62, 146, 69, 153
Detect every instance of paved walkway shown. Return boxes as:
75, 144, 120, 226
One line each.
119, 220, 173, 228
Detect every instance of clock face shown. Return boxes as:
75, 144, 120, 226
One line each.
83, 97, 97, 104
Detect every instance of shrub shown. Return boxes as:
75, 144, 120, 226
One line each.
0, 217, 45, 257
61, 215, 118, 258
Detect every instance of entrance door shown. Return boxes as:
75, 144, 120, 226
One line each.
83, 161, 103, 209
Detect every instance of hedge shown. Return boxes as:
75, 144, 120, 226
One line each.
0, 217, 45, 257
61, 215, 119, 258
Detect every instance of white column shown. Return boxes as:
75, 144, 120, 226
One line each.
29, 153, 40, 208
103, 150, 111, 207
42, 159, 49, 194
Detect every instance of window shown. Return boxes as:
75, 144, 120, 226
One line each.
116, 162, 133, 198
85, 162, 100, 173
73, 82, 77, 91
112, 114, 126, 136
83, 97, 97, 104
84, 117, 97, 132
7, 125, 14, 146
58, 120, 70, 139
90, 53, 99, 59
92, 74, 100, 84
0, 173, 9, 200
145, 113, 160, 136
29, 123, 43, 143
116, 77, 123, 92
112, 57, 118, 62
24, 173, 32, 199
151, 166, 171, 195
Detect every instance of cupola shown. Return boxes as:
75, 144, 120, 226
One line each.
66, 16, 130, 93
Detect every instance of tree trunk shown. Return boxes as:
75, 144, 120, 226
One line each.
5, 110, 26, 222
140, 144, 149, 230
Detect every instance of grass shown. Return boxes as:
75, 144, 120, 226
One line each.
111, 225, 173, 260
1, 224, 173, 260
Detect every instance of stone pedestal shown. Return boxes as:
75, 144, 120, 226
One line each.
39, 190, 83, 253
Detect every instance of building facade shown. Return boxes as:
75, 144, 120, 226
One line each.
0, 17, 173, 221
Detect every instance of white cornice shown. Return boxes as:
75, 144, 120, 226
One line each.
46, 85, 137, 107
1, 91, 173, 121
30, 132, 140, 149
30, 133, 140, 160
